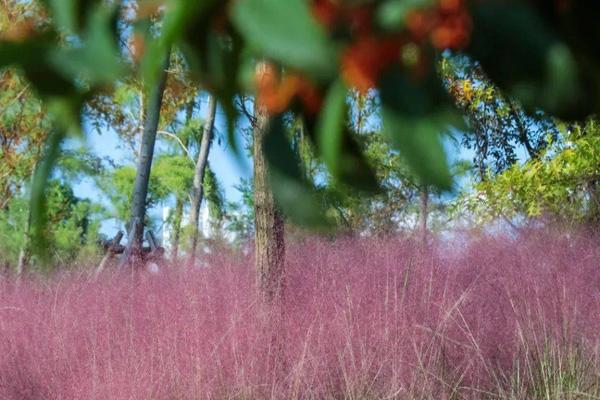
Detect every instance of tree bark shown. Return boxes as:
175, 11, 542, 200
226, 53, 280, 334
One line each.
419, 185, 429, 246
16, 163, 37, 276
16, 233, 30, 276
119, 52, 171, 268
170, 196, 184, 259
170, 100, 195, 260
16, 203, 32, 275
188, 95, 217, 262
253, 96, 285, 301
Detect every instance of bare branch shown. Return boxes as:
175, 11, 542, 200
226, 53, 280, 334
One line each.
157, 130, 194, 162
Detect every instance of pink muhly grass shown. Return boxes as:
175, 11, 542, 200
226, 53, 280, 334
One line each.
0, 230, 598, 399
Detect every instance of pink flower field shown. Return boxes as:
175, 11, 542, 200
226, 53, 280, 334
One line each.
1, 231, 599, 399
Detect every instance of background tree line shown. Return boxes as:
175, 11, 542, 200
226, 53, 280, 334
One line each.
1, 0, 600, 300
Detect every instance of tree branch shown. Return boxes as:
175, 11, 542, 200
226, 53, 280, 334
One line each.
157, 130, 194, 162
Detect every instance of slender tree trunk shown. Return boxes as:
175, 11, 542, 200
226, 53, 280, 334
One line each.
119, 52, 171, 268
16, 205, 32, 275
188, 95, 217, 262
16, 164, 37, 276
587, 180, 600, 223
170, 100, 195, 260
171, 196, 184, 259
419, 185, 429, 246
16, 230, 30, 276
253, 96, 285, 301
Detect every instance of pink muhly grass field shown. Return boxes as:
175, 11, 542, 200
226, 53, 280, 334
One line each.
0, 231, 599, 399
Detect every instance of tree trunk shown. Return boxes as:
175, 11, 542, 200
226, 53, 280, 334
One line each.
170, 196, 184, 259
253, 97, 285, 301
16, 235, 30, 276
419, 185, 429, 246
16, 203, 32, 276
16, 163, 37, 276
188, 95, 217, 262
170, 100, 195, 260
119, 52, 171, 268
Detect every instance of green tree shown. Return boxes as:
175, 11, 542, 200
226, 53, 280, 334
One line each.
464, 120, 600, 227
442, 55, 558, 181
0, 179, 103, 271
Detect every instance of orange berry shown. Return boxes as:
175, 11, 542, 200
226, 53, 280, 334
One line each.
296, 78, 323, 115
341, 36, 402, 93
311, 0, 339, 28
439, 0, 463, 13
431, 12, 471, 49
347, 6, 374, 36
254, 63, 301, 115
406, 10, 432, 40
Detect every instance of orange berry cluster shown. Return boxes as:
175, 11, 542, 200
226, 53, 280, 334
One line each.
254, 63, 322, 116
332, 0, 471, 93
254, 0, 471, 115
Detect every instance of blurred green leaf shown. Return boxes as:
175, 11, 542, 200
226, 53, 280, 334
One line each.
378, 67, 452, 188
539, 44, 584, 119
379, 67, 444, 116
141, 1, 215, 91
317, 79, 347, 177
467, 3, 552, 87
51, 5, 123, 85
0, 36, 77, 97
46, 96, 85, 135
230, 0, 336, 79
466, 2, 597, 120
42, 0, 100, 33
381, 109, 452, 189
264, 116, 332, 228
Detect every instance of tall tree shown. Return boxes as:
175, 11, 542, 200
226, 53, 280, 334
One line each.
188, 94, 217, 262
119, 52, 171, 267
253, 92, 285, 300
170, 100, 195, 259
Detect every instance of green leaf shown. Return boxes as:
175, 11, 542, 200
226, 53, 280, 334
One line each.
43, 0, 100, 33
46, 96, 86, 135
467, 3, 552, 87
540, 44, 583, 120
379, 68, 441, 116
50, 5, 124, 85
317, 79, 347, 177
463, 2, 593, 119
141, 0, 217, 92
381, 109, 453, 189
264, 116, 332, 229
230, 0, 336, 79
377, 67, 453, 188
42, 0, 78, 33
0, 36, 77, 97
